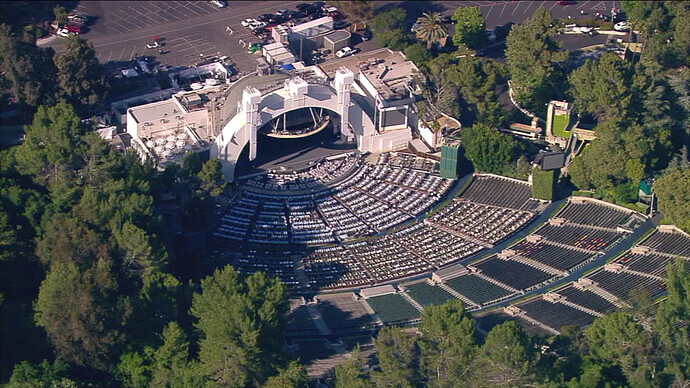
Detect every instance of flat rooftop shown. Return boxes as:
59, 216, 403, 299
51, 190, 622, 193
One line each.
361, 59, 418, 101
129, 99, 181, 124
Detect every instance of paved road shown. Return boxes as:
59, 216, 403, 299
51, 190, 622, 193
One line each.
41, 1, 622, 75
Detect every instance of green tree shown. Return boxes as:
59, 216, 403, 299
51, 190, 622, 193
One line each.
447, 57, 506, 127
418, 300, 476, 388
53, 5, 67, 24
415, 12, 447, 49
505, 7, 568, 114
334, 346, 369, 388
182, 151, 203, 177
370, 8, 406, 34
0, 24, 57, 110
584, 312, 656, 387
655, 259, 690, 384
262, 361, 309, 388
191, 265, 289, 387
150, 321, 203, 387
653, 168, 690, 233
403, 42, 432, 68
198, 158, 228, 197
15, 101, 84, 186
7, 359, 73, 388
331, 1, 374, 30
474, 321, 535, 387
569, 52, 633, 122
377, 29, 409, 51
372, 326, 417, 388
452, 6, 487, 50
54, 36, 106, 115
34, 259, 130, 370
461, 124, 522, 174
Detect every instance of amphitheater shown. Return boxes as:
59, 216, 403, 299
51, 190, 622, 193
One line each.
208, 150, 689, 377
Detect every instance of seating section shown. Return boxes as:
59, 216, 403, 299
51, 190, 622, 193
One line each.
639, 230, 690, 257
588, 270, 667, 301
429, 200, 535, 244
518, 298, 598, 331
510, 240, 594, 271
365, 293, 420, 324
380, 223, 484, 268
405, 282, 458, 307
303, 246, 373, 289
556, 285, 617, 314
445, 274, 515, 305
348, 240, 435, 283
474, 311, 555, 337
556, 201, 628, 229
535, 224, 623, 251
317, 293, 375, 332
243, 153, 360, 191
460, 175, 533, 209
473, 256, 556, 291
613, 252, 674, 277
221, 249, 299, 290
215, 152, 454, 249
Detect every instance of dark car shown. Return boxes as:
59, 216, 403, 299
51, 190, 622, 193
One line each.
251, 27, 267, 36
333, 20, 350, 29
285, 10, 304, 20
258, 13, 273, 22
312, 1, 326, 10
557, 0, 576, 4
296, 3, 312, 11
327, 10, 345, 20
360, 29, 372, 41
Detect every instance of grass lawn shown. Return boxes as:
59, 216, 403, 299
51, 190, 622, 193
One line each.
552, 114, 571, 138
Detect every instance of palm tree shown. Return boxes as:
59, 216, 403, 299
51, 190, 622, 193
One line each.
415, 12, 447, 49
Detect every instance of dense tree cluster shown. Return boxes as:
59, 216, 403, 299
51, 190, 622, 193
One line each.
0, 102, 298, 386
333, 260, 690, 388
0, 24, 104, 116
460, 124, 522, 175
505, 7, 568, 116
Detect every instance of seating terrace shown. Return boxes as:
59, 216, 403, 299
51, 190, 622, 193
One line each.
365, 293, 420, 324
556, 285, 617, 314
517, 298, 598, 332
405, 282, 458, 307
535, 223, 623, 251
510, 240, 594, 271
473, 255, 556, 291
639, 229, 690, 257
444, 274, 515, 305
460, 175, 533, 210
555, 201, 629, 229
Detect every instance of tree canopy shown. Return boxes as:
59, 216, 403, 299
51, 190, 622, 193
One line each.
505, 7, 568, 115
461, 124, 522, 175
452, 6, 487, 50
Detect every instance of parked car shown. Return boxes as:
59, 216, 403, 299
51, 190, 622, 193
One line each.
327, 10, 345, 20
63, 24, 82, 33
360, 29, 372, 41
296, 3, 316, 14
210, 0, 227, 8
146, 41, 161, 49
249, 21, 266, 30
251, 27, 267, 36
67, 14, 89, 26
335, 46, 355, 58
276, 9, 289, 16
258, 14, 273, 22
56, 28, 76, 37
557, 0, 576, 4
614, 21, 631, 31
241, 18, 256, 27
333, 20, 350, 29
313, 1, 326, 10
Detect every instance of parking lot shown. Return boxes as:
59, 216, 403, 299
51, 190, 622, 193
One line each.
42, 1, 623, 77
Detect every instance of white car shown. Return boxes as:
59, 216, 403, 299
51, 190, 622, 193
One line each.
249, 21, 266, 30
241, 18, 256, 27
614, 21, 630, 31
335, 46, 355, 58
56, 28, 76, 37
210, 0, 227, 8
